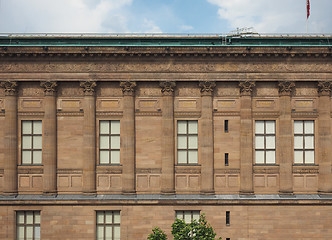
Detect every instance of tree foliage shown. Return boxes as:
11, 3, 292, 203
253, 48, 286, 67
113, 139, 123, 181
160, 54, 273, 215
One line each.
147, 227, 168, 240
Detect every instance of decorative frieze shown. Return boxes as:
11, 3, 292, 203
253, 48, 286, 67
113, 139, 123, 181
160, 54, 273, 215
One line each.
40, 81, 57, 95
0, 81, 18, 95
80, 81, 97, 95
278, 81, 295, 96
199, 81, 216, 95
120, 81, 136, 96
160, 81, 176, 95
239, 81, 255, 95
318, 81, 332, 96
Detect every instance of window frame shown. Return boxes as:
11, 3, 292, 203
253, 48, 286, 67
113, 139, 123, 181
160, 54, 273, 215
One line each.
96, 210, 121, 240
176, 120, 199, 165
16, 211, 40, 240
21, 120, 42, 165
254, 120, 276, 165
293, 120, 315, 165
175, 210, 200, 223
98, 120, 121, 165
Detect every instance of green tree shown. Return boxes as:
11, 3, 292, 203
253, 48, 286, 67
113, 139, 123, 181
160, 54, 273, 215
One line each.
147, 227, 168, 240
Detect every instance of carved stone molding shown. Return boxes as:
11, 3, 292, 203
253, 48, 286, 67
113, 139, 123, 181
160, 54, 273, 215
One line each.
318, 81, 332, 96
199, 81, 216, 95
278, 81, 295, 96
239, 81, 255, 96
0, 81, 18, 95
40, 81, 57, 96
120, 81, 136, 96
80, 81, 97, 96
160, 81, 176, 95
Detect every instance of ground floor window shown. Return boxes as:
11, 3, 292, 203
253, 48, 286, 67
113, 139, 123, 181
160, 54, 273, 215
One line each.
16, 211, 40, 240
96, 211, 120, 240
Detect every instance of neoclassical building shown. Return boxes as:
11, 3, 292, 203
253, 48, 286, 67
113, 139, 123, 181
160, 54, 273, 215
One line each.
0, 34, 332, 239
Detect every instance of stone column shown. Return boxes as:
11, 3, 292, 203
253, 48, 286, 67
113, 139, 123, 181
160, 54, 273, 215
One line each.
1, 81, 18, 195
278, 81, 295, 195
40, 81, 57, 195
80, 81, 97, 195
239, 81, 255, 195
199, 81, 216, 195
160, 81, 176, 195
120, 81, 136, 194
318, 81, 332, 193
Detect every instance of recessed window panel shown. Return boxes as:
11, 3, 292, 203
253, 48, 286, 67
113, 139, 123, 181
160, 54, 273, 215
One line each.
294, 120, 315, 164
177, 120, 198, 164
99, 120, 121, 165
22, 120, 42, 165
255, 120, 276, 164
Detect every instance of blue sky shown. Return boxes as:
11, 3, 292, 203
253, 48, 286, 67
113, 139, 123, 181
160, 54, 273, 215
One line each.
0, 0, 331, 34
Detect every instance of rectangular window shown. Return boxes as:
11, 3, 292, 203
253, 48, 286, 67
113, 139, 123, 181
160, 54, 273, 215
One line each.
224, 120, 229, 133
177, 120, 198, 164
22, 121, 42, 165
96, 211, 120, 240
255, 120, 276, 164
99, 120, 120, 165
294, 120, 314, 164
225, 153, 229, 166
226, 211, 230, 226
16, 211, 40, 240
175, 211, 200, 223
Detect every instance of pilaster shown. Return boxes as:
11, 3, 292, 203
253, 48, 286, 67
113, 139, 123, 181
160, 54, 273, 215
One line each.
80, 81, 97, 195
199, 81, 216, 195
1, 81, 18, 195
120, 81, 136, 194
160, 81, 176, 194
40, 81, 58, 195
278, 81, 295, 195
239, 81, 255, 194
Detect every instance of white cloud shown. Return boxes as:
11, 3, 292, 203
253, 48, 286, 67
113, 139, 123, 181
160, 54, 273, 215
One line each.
142, 19, 162, 33
180, 25, 194, 31
207, 0, 332, 33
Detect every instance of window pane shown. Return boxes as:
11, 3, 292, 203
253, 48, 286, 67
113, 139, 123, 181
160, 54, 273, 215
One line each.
188, 121, 198, 134
266, 136, 275, 149
177, 121, 187, 134
266, 121, 275, 134
188, 151, 198, 164
17, 212, 25, 224
111, 120, 120, 134
26, 212, 33, 224
184, 212, 191, 223
176, 211, 183, 219
266, 151, 275, 164
294, 151, 303, 164
33, 121, 42, 134
188, 136, 197, 149
177, 151, 187, 164
111, 136, 120, 149
111, 151, 120, 164
255, 121, 264, 134
255, 136, 264, 149
100, 151, 110, 164
105, 212, 112, 223
193, 211, 200, 221
114, 211, 120, 224
305, 151, 315, 164
304, 121, 314, 134
34, 212, 40, 224
177, 136, 187, 149
105, 226, 112, 238
97, 226, 104, 240
22, 151, 32, 164
100, 121, 109, 134
97, 212, 104, 224
305, 136, 314, 149
33, 151, 42, 164
255, 151, 264, 164
22, 121, 32, 134
35, 226, 40, 239
33, 136, 42, 149
17, 226, 24, 240
294, 121, 303, 134
294, 136, 303, 149
100, 136, 109, 149
26, 226, 33, 239
23, 136, 32, 149
114, 226, 121, 240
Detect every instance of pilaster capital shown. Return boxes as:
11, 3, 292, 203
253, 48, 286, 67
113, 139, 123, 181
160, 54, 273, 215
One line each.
120, 81, 136, 96
318, 81, 332, 96
0, 81, 18, 96
239, 81, 255, 96
160, 81, 176, 95
40, 81, 57, 96
278, 81, 295, 96
80, 81, 97, 96
199, 81, 216, 96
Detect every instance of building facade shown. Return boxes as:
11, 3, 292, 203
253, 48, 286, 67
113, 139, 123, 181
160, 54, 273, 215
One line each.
0, 34, 332, 239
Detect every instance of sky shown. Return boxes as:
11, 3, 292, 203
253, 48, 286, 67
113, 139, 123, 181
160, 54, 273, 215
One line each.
0, 0, 331, 34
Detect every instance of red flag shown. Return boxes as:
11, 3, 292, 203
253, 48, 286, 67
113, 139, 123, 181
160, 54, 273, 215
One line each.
307, 0, 310, 19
